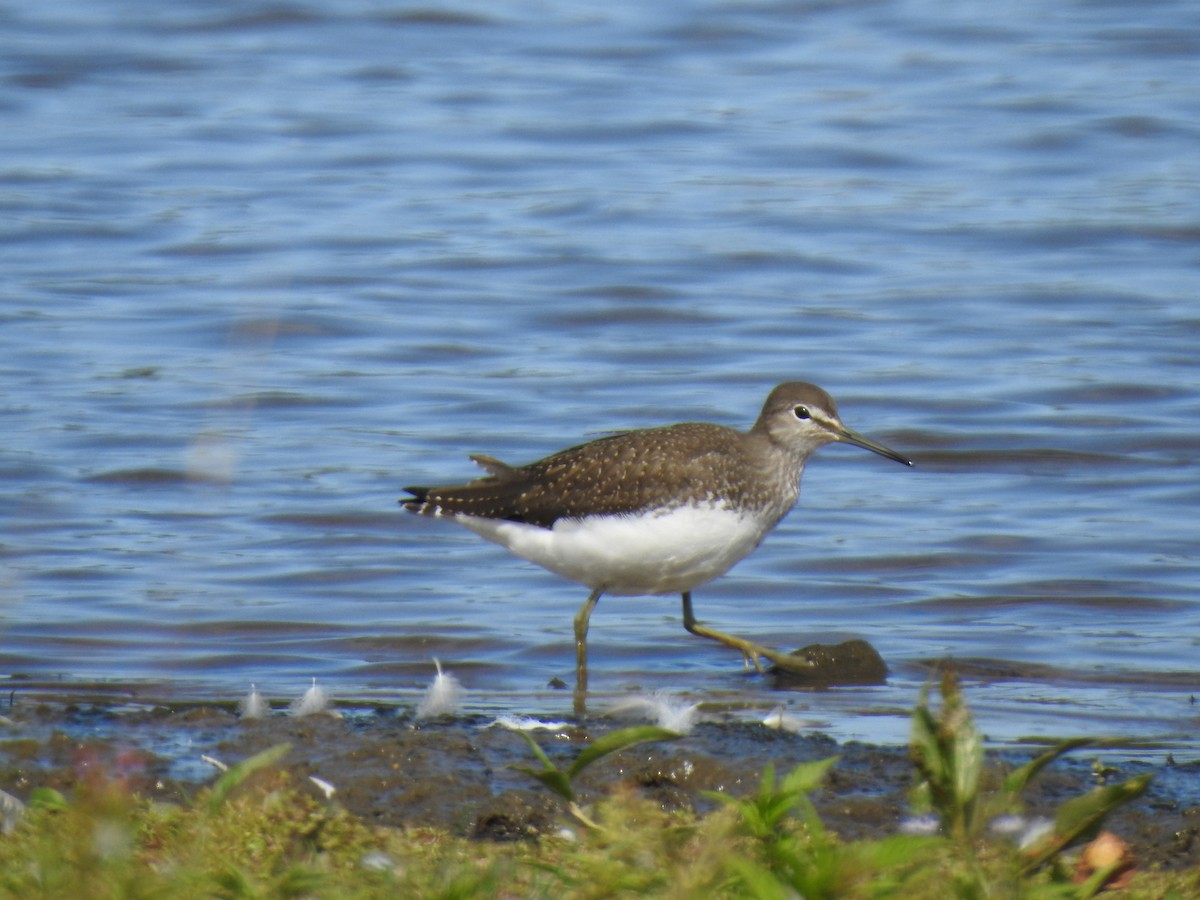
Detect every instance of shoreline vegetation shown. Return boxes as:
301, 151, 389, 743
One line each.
1, 674, 1197, 897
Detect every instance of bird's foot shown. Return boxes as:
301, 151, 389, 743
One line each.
687, 621, 769, 674
739, 644, 765, 674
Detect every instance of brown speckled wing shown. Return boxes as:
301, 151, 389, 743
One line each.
402, 423, 745, 528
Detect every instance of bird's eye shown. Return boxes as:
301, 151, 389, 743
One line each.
793, 405, 811, 420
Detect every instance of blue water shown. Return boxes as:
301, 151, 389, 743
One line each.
2, 0, 1198, 749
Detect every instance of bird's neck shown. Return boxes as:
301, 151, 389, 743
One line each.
738, 431, 808, 522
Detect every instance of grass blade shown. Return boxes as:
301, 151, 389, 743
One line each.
514, 732, 574, 801
566, 725, 681, 780
1002, 738, 1098, 796
207, 743, 292, 813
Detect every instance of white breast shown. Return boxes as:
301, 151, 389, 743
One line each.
453, 502, 774, 596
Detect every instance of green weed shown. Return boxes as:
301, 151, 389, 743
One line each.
514, 724, 681, 828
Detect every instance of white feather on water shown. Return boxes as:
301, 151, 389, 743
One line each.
238, 684, 268, 719
289, 677, 332, 717
609, 690, 699, 734
416, 658, 463, 719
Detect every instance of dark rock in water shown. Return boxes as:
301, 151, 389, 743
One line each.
769, 639, 888, 686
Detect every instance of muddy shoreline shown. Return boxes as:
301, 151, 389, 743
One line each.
1, 685, 1196, 871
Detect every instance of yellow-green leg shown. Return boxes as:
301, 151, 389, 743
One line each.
574, 587, 603, 695
681, 591, 768, 673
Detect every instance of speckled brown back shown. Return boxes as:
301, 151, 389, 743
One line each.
403, 422, 782, 528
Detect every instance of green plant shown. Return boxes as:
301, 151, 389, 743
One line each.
910, 668, 1152, 897
703, 671, 1157, 900
909, 668, 985, 842
709, 757, 938, 899
514, 725, 681, 828
709, 757, 835, 845
1019, 771, 1152, 877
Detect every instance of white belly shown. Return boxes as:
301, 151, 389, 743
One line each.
453, 502, 772, 596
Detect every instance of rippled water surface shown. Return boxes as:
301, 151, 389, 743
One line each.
2, 1, 1198, 750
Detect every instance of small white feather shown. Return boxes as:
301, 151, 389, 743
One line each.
238, 684, 268, 719
309, 776, 337, 800
416, 658, 463, 719
489, 715, 571, 732
609, 690, 698, 734
201, 754, 228, 772
761, 706, 819, 733
289, 678, 331, 717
